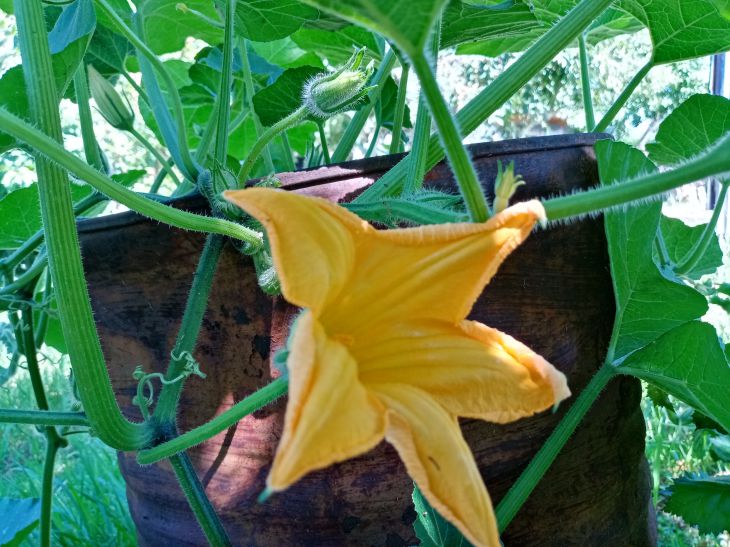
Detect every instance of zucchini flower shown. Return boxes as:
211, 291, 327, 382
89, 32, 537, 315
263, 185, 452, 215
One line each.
224, 188, 570, 547
302, 48, 375, 118
87, 65, 135, 132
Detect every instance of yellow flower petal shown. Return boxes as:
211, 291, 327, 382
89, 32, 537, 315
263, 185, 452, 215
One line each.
223, 188, 365, 314
371, 384, 499, 547
322, 200, 545, 333
357, 319, 570, 423
267, 311, 386, 491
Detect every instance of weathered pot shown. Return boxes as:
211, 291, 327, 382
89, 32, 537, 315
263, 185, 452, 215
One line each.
78, 134, 656, 546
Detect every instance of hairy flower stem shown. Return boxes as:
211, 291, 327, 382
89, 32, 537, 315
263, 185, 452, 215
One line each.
169, 452, 232, 546
542, 136, 730, 221
356, 0, 615, 201
0, 108, 263, 248
578, 34, 595, 131
138, 377, 288, 465
674, 181, 729, 275
237, 107, 308, 184
153, 235, 225, 424
496, 363, 615, 531
14, 0, 153, 451
73, 63, 104, 170
593, 61, 653, 132
410, 53, 490, 222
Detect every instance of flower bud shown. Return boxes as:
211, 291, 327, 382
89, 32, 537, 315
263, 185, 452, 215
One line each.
87, 64, 135, 132
302, 48, 375, 118
493, 160, 525, 214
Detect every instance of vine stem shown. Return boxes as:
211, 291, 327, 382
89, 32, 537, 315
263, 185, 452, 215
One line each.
409, 52, 490, 222
0, 251, 48, 296
0, 409, 89, 426
317, 121, 331, 164
355, 0, 615, 201
403, 19, 440, 195
0, 107, 264, 248
14, 0, 153, 451
578, 33, 595, 131
240, 39, 275, 172
332, 49, 397, 163
495, 363, 616, 531
213, 0, 236, 166
389, 63, 409, 154
138, 377, 288, 465
237, 106, 308, 183
73, 63, 104, 170
365, 121, 382, 158
674, 181, 729, 275
153, 235, 225, 423
542, 135, 730, 221
593, 61, 653, 132
169, 452, 232, 546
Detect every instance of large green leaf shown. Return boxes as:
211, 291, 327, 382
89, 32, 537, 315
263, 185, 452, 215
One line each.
141, 0, 223, 55
235, 0, 320, 42
48, 0, 96, 54
617, 321, 730, 432
298, 0, 448, 56
291, 25, 381, 64
713, 0, 730, 19
647, 94, 730, 166
598, 140, 708, 359
252, 66, 319, 126
585, 7, 644, 44
665, 476, 730, 534
440, 0, 539, 49
620, 0, 730, 64
376, 76, 413, 132
658, 215, 723, 279
86, 24, 132, 76
250, 38, 324, 70
412, 485, 470, 547
0, 498, 40, 546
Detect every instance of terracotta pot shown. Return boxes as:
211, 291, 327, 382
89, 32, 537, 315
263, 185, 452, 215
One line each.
78, 134, 656, 546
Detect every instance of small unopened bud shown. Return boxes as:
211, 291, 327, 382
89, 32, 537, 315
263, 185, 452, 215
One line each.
88, 65, 135, 132
302, 48, 375, 118
493, 160, 525, 213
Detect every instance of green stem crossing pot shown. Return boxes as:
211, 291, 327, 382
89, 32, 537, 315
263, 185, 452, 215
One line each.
78, 134, 655, 546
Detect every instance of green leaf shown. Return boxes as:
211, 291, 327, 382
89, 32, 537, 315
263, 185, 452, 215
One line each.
0, 0, 13, 14
619, 0, 730, 64
456, 29, 542, 57
440, 0, 539, 49
598, 140, 708, 359
712, 0, 730, 20
617, 321, 730, 433
376, 76, 413, 131
141, 0, 223, 55
657, 215, 723, 279
86, 24, 132, 76
647, 94, 730, 166
250, 38, 324, 70
299, 0, 448, 56
252, 66, 319, 126
664, 476, 730, 535
291, 25, 381, 64
48, 0, 96, 55
0, 34, 89, 153
412, 485, 471, 547
585, 7, 644, 44
235, 0, 320, 42
710, 435, 730, 461
0, 498, 40, 546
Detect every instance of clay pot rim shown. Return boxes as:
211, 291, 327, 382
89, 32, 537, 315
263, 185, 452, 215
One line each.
77, 132, 609, 235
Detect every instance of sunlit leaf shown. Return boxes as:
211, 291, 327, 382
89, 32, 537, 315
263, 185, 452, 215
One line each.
647, 94, 730, 166
48, 0, 96, 54
598, 140, 708, 359
620, 0, 730, 64
664, 476, 730, 534
298, 0, 448, 56
86, 24, 132, 76
234, 0, 320, 42
617, 321, 730, 433
141, 0, 223, 55
291, 25, 381, 64
250, 38, 323, 70
440, 0, 539, 49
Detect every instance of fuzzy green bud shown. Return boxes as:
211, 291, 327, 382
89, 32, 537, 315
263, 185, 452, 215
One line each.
493, 160, 526, 213
87, 64, 135, 132
302, 48, 375, 118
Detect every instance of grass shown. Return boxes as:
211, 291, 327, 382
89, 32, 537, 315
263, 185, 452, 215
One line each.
0, 352, 137, 546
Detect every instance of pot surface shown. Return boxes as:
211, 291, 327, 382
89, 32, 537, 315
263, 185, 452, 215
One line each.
79, 134, 655, 546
